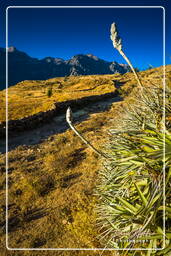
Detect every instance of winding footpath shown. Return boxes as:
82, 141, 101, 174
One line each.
0, 95, 122, 153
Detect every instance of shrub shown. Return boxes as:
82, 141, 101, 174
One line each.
64, 75, 69, 82
96, 85, 171, 254
47, 87, 53, 97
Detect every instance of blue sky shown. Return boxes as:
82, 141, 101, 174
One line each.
1, 0, 171, 70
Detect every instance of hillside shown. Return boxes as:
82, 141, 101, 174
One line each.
0, 65, 169, 123
0, 46, 130, 90
0, 65, 170, 255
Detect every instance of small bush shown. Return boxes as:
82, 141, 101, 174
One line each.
47, 87, 53, 97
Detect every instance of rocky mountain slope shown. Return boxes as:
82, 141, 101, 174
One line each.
0, 46, 130, 90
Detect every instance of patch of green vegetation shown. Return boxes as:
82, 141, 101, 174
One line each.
47, 87, 53, 97
97, 84, 171, 254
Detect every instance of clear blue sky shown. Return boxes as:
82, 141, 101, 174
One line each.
1, 0, 171, 70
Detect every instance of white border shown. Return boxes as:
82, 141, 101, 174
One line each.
6, 5, 166, 251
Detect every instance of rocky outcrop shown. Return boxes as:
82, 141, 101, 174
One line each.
0, 47, 130, 90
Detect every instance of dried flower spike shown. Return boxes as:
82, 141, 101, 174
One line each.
110, 23, 122, 52
66, 106, 73, 124
110, 23, 143, 88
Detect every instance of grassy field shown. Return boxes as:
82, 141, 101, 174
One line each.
0, 65, 170, 255
0, 74, 117, 122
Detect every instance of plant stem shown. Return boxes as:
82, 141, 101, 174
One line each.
119, 49, 143, 88
66, 107, 108, 158
68, 121, 108, 158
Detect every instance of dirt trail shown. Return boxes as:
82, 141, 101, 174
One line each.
0, 96, 122, 153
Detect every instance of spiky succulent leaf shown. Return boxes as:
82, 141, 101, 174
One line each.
97, 85, 171, 255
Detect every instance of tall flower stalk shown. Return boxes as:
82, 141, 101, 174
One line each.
110, 23, 143, 88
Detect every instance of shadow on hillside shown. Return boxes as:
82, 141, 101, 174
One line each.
0, 95, 122, 153
112, 80, 127, 88
0, 207, 49, 234
60, 172, 83, 189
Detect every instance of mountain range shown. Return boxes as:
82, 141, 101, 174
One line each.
0, 46, 130, 90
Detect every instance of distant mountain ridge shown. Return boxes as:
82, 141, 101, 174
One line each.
0, 46, 130, 90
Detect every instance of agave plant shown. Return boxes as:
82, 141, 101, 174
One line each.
96, 85, 171, 255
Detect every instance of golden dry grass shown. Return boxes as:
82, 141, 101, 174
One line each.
0, 106, 120, 255
0, 74, 117, 122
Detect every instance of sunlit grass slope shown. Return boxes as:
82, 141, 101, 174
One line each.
0, 65, 170, 122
